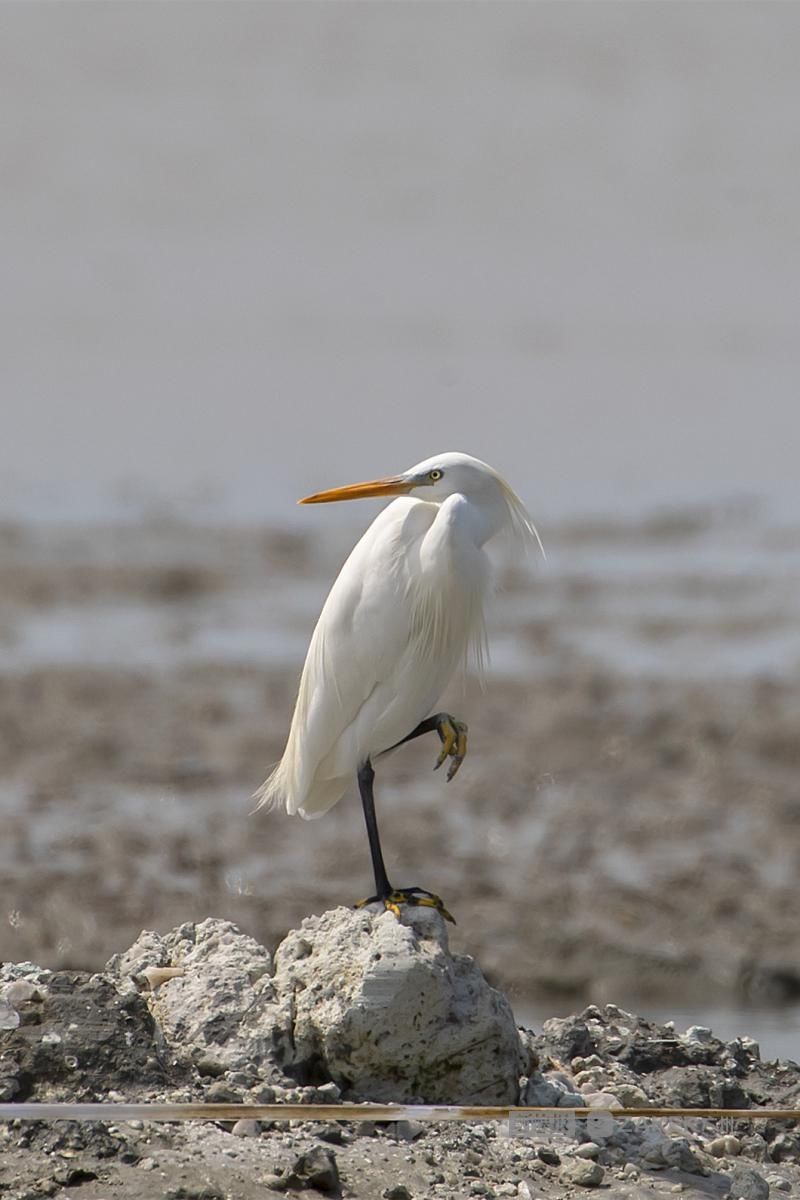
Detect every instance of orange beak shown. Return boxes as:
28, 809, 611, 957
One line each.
299, 475, 415, 504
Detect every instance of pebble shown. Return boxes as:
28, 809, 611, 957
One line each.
4, 980, 39, 1005
496, 1185, 517, 1197
559, 1158, 605, 1187
708, 1135, 742, 1158
231, 1119, 260, 1137
765, 1177, 791, 1193
389, 1120, 426, 1142
728, 1165, 770, 1200
536, 1146, 560, 1166
138, 1157, 157, 1171
382, 1187, 413, 1200
582, 1090, 622, 1109
204, 1081, 242, 1103
613, 1083, 651, 1107
573, 1142, 601, 1159
684, 1025, 713, 1043
0, 999, 20, 1031
572, 1055, 605, 1071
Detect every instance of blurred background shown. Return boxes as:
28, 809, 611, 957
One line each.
2, 4, 800, 1055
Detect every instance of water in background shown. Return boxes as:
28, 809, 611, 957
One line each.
1, 3, 799, 523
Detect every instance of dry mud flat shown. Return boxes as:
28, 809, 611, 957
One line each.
2, 514, 800, 1009
3, 911, 800, 1200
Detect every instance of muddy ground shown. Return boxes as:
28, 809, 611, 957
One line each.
1, 509, 799, 1013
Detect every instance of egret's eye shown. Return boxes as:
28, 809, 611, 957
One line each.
429, 469, 443, 482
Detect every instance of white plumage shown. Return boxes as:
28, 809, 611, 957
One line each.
255, 451, 541, 820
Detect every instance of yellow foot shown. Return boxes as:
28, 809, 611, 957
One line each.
355, 886, 456, 924
433, 714, 468, 782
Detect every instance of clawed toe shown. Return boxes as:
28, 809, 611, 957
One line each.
433, 715, 468, 782
354, 886, 456, 924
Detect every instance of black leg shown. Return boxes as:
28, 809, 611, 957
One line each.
354, 755, 456, 924
390, 714, 441, 749
358, 759, 392, 899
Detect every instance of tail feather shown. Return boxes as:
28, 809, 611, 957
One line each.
251, 761, 285, 813
253, 755, 347, 820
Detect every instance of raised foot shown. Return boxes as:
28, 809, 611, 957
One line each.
354, 886, 456, 924
433, 714, 468, 782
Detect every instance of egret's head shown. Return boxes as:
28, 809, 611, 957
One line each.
299, 450, 544, 557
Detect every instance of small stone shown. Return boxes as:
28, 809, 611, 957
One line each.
496, 1186, 518, 1197
4, 980, 39, 1005
205, 1081, 241, 1103
232, 1118, 260, 1137
739, 1135, 768, 1162
138, 1157, 158, 1170
684, 1025, 713, 1043
287, 1146, 340, 1195
560, 1158, 605, 1187
621, 1163, 639, 1180
228, 1069, 257, 1086
572, 1055, 605, 1071
769, 1132, 800, 1163
0, 999, 20, 1031
141, 964, 185, 990
614, 1083, 651, 1108
52, 1167, 98, 1187
522, 1075, 569, 1107
388, 1120, 425, 1142
383, 1187, 413, 1200
765, 1176, 791, 1193
728, 1165, 770, 1200
317, 1123, 346, 1145
574, 1142, 600, 1159
537, 1146, 560, 1166
582, 1090, 622, 1109
261, 1176, 289, 1193
671, 1186, 684, 1193
195, 1057, 226, 1078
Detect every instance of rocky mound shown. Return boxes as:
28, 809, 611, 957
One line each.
2, 909, 800, 1199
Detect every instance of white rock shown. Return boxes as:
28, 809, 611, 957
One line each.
111, 908, 523, 1104
108, 918, 273, 1070
271, 907, 523, 1102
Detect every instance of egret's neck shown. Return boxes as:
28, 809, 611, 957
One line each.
442, 492, 506, 548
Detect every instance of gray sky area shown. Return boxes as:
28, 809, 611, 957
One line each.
2, 3, 799, 522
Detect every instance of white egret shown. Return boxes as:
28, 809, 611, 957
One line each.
255, 451, 543, 921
